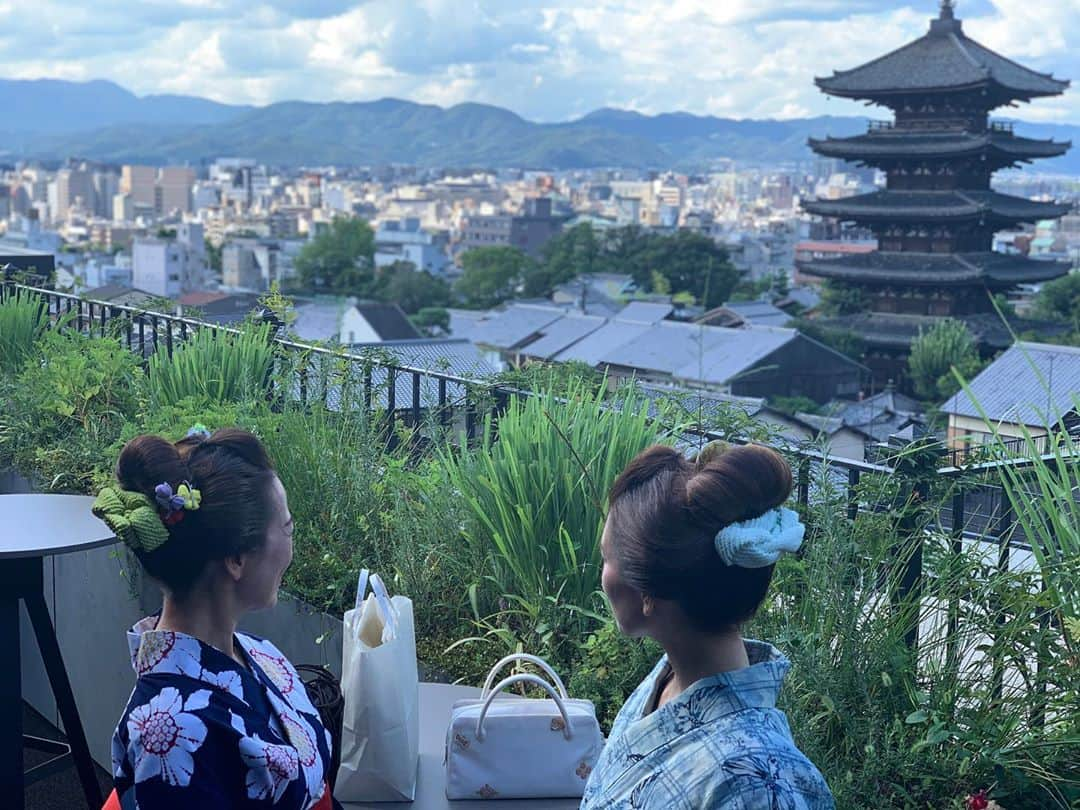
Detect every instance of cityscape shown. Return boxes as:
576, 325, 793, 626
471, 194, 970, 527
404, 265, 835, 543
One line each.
2, 2, 1079, 809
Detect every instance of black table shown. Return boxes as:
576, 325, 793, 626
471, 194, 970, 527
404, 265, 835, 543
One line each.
0, 494, 115, 810
339, 683, 582, 810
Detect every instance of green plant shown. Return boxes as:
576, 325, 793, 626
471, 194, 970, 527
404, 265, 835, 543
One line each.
441, 382, 673, 667
0, 329, 141, 490
909, 319, 985, 402
750, 458, 1080, 809
147, 322, 275, 406
567, 620, 662, 732
0, 289, 48, 373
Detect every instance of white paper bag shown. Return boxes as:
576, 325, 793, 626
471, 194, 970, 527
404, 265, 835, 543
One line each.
334, 572, 420, 802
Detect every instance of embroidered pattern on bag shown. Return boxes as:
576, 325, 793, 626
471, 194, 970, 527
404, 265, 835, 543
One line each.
477, 784, 499, 799
576, 761, 593, 780
550, 717, 566, 732
454, 733, 470, 749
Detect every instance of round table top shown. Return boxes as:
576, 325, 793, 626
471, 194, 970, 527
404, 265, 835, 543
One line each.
0, 494, 116, 559
339, 682, 581, 810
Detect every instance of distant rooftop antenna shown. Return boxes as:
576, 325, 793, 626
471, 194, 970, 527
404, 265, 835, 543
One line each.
940, 0, 956, 19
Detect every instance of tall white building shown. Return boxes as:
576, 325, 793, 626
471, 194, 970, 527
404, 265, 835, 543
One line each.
132, 223, 208, 297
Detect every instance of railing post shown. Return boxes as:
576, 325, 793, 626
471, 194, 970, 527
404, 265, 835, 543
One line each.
846, 467, 860, 521
991, 496, 1015, 703
946, 489, 965, 676
797, 458, 810, 505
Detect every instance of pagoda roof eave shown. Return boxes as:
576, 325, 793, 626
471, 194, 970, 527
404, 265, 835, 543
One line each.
813, 15, 1069, 101
807, 133, 1071, 162
803, 191, 1070, 224
797, 252, 1070, 286
817, 312, 1070, 351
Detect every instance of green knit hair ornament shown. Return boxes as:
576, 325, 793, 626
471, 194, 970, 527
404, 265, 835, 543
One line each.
92, 486, 170, 552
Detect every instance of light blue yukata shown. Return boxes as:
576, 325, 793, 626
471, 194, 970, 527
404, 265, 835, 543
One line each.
581, 640, 833, 810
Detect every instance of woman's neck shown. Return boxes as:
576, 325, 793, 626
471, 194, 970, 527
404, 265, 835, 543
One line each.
157, 587, 244, 665
660, 626, 749, 698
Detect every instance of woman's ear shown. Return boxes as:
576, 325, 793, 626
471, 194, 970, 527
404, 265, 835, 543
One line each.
641, 594, 655, 617
223, 554, 246, 583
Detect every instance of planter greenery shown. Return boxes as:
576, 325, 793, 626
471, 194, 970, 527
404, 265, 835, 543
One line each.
1, 294, 1077, 808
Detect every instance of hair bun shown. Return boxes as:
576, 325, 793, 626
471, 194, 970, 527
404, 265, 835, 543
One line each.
686, 444, 793, 531
116, 435, 190, 497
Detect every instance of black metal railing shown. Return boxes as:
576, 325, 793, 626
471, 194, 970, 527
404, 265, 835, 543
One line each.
1, 279, 1071, 706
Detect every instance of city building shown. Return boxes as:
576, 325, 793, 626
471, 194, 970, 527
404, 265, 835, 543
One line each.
132, 223, 208, 297
799, 1, 1072, 384
157, 167, 195, 215
121, 165, 157, 209
374, 218, 451, 275
460, 197, 564, 258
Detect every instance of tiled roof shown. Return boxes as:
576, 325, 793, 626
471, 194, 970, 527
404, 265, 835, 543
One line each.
517, 314, 607, 360
941, 342, 1080, 426
798, 251, 1070, 286
803, 190, 1070, 223
815, 12, 1069, 99
809, 131, 1070, 161
552, 320, 652, 366
354, 302, 420, 341
597, 320, 796, 386
468, 304, 565, 350
291, 301, 345, 342
615, 301, 675, 324
720, 301, 793, 328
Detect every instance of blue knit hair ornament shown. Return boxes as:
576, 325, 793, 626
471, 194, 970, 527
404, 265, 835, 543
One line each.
714, 507, 805, 568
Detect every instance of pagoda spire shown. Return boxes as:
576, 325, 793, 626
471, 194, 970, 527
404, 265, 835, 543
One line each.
940, 0, 956, 19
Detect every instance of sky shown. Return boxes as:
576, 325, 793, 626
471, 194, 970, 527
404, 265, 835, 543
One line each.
1, 0, 1077, 123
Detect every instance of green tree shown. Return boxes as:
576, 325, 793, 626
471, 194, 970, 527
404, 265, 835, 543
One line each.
791, 318, 866, 362
455, 247, 532, 309
410, 307, 450, 336
819, 279, 866, 315
540, 223, 603, 282
908, 318, 985, 402
374, 261, 452, 315
295, 217, 376, 295
630, 230, 738, 309
205, 239, 222, 273
1033, 272, 1080, 332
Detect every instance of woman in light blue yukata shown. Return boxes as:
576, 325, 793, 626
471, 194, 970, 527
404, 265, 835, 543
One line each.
581, 442, 834, 810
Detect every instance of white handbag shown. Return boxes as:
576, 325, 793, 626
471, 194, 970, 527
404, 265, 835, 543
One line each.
445, 654, 605, 800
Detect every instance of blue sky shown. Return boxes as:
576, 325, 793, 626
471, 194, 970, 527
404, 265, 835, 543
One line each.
1, 0, 1076, 122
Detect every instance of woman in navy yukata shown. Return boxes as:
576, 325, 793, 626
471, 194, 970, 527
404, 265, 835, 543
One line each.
92, 427, 340, 809
582, 443, 834, 809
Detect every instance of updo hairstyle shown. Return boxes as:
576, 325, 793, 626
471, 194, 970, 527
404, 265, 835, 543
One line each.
606, 442, 793, 632
114, 428, 276, 597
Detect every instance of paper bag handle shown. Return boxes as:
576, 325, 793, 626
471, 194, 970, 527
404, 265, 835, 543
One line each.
481, 654, 568, 700
477, 674, 573, 742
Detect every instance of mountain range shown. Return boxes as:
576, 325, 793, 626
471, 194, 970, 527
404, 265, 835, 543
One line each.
3, 79, 1077, 173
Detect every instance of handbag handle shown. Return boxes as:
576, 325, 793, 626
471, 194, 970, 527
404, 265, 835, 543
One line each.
481, 654, 568, 700
476, 674, 573, 743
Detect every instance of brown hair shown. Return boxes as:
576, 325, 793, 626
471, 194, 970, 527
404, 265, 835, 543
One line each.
606, 442, 793, 632
115, 428, 277, 597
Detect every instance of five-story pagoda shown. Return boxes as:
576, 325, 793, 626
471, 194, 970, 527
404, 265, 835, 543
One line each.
799, 0, 1072, 384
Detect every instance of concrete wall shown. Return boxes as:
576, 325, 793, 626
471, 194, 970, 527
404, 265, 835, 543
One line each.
3, 471, 345, 770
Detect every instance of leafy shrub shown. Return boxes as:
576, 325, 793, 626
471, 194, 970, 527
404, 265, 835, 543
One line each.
0, 289, 48, 373
0, 329, 141, 490
147, 322, 275, 406
441, 382, 673, 669
567, 620, 662, 732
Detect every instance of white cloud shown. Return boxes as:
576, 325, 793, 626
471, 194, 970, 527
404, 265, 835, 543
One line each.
0, 0, 1076, 122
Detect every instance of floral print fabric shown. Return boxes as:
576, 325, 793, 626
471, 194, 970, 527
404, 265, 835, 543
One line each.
111, 616, 336, 809
581, 640, 834, 810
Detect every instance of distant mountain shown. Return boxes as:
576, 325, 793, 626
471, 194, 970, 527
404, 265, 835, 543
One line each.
1, 78, 251, 134
3, 78, 1077, 172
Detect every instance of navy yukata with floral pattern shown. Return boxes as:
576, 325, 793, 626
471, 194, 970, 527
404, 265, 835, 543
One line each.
581, 640, 834, 810
111, 616, 338, 809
